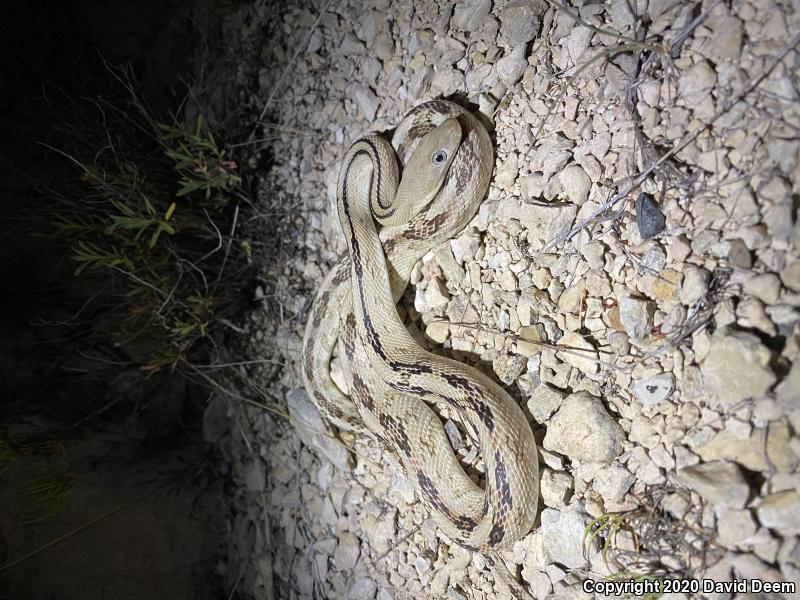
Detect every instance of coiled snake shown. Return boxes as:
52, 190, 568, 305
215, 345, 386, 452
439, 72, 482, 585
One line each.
302, 101, 539, 596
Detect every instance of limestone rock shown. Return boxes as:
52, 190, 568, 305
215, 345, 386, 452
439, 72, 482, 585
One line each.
543, 392, 625, 463
700, 329, 776, 408
675, 461, 750, 509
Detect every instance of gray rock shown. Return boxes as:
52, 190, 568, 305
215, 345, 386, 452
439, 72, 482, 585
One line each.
348, 578, 378, 600
632, 373, 675, 406
635, 193, 666, 239
452, 0, 492, 31
500, 1, 542, 47
757, 491, 800, 531
558, 164, 591, 205
497, 197, 577, 251
618, 296, 655, 341
526, 503, 593, 569
675, 461, 750, 509
717, 507, 757, 548
286, 388, 352, 471
353, 85, 379, 121
700, 329, 776, 408
543, 392, 625, 463
496, 45, 528, 86
493, 353, 527, 385
334, 531, 361, 571
679, 265, 710, 306
526, 383, 566, 423
592, 463, 636, 503
540, 468, 573, 507
679, 60, 716, 106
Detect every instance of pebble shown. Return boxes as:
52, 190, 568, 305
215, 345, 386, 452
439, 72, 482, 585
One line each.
675, 461, 750, 509
451, 0, 491, 31
334, 532, 361, 571
757, 491, 800, 531
543, 392, 625, 463
496, 45, 528, 86
286, 388, 352, 471
679, 265, 710, 306
556, 331, 599, 375
558, 164, 592, 205
499, 1, 541, 47
743, 272, 782, 305
618, 296, 655, 340
700, 329, 776, 408
540, 469, 574, 507
526, 382, 566, 423
634, 193, 666, 239
632, 373, 675, 406
592, 463, 636, 503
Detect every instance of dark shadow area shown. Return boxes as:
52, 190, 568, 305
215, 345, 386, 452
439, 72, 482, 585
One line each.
0, 1, 233, 598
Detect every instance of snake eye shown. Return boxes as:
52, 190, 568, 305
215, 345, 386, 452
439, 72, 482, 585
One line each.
431, 149, 448, 166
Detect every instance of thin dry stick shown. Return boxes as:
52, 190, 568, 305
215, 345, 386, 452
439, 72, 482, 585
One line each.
539, 32, 800, 253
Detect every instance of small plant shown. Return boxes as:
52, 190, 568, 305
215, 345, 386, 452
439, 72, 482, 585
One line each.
49, 107, 249, 377
18, 467, 80, 524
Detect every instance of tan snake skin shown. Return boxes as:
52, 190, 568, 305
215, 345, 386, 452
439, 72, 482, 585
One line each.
302, 101, 539, 595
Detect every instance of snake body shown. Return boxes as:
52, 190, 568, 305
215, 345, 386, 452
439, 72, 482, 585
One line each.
302, 101, 539, 583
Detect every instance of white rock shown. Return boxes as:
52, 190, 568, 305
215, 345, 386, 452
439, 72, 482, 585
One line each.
743, 273, 782, 304
526, 383, 566, 423
425, 277, 450, 308
353, 85, 379, 121
679, 60, 716, 106
592, 463, 636, 503
556, 331, 599, 374
496, 46, 528, 86
757, 491, 800, 531
558, 164, 591, 205
540, 468, 574, 507
543, 392, 625, 463
348, 578, 378, 600
679, 265, 710, 306
527, 503, 593, 569
452, 0, 492, 31
286, 388, 352, 471
632, 373, 675, 406
334, 531, 361, 571
717, 507, 757, 547
700, 329, 776, 408
675, 461, 750, 509
618, 296, 655, 340
499, 1, 541, 47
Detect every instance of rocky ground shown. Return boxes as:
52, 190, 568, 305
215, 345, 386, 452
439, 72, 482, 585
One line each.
201, 0, 800, 598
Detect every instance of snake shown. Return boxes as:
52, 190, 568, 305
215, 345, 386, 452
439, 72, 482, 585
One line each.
302, 101, 539, 595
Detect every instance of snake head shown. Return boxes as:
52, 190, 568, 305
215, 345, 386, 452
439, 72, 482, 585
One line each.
393, 117, 462, 220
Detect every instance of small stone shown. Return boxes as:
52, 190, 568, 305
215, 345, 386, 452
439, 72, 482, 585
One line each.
353, 85, 379, 121
618, 296, 655, 340
757, 491, 800, 531
634, 193, 666, 240
515, 323, 547, 357
495, 152, 519, 189
592, 463, 636, 503
244, 459, 266, 492
675, 461, 750, 509
558, 164, 591, 205
727, 238, 752, 269
679, 265, 710, 306
679, 60, 716, 106
425, 277, 450, 308
426, 320, 450, 344
708, 16, 742, 60
334, 532, 361, 571
556, 331, 599, 374
493, 353, 528, 385
540, 468, 574, 507
496, 45, 528, 86
780, 261, 800, 292
700, 329, 776, 408
717, 508, 757, 547
286, 388, 352, 471
526, 503, 593, 570
444, 419, 465, 451
743, 273, 782, 304
543, 392, 625, 463
526, 383, 566, 423
632, 373, 675, 406
348, 578, 378, 600
451, 0, 491, 31
499, 1, 541, 47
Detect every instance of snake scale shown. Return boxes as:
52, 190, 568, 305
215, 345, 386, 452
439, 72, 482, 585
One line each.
302, 101, 539, 595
